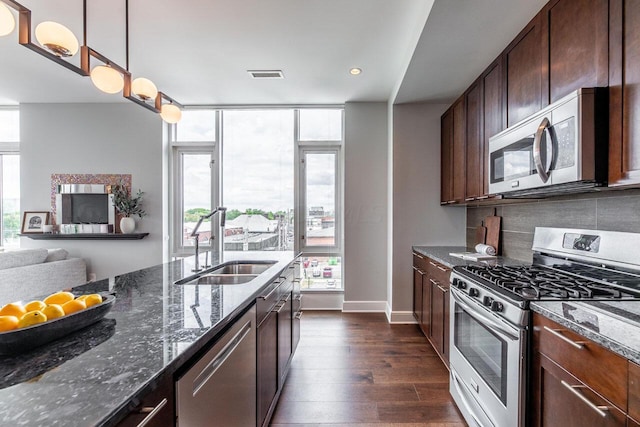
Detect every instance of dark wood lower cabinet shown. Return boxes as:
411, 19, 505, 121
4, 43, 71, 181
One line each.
277, 291, 293, 389
257, 311, 278, 427
532, 353, 626, 427
413, 266, 424, 323
115, 374, 175, 427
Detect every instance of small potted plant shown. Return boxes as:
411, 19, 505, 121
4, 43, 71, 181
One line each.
111, 181, 147, 234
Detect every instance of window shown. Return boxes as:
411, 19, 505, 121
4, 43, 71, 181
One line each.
170, 107, 344, 291
0, 108, 19, 249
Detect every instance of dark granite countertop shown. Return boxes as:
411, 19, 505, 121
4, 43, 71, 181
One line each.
412, 245, 524, 268
0, 251, 295, 426
531, 300, 640, 364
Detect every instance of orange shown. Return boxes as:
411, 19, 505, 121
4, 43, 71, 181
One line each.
44, 291, 75, 305
0, 315, 19, 332
18, 311, 47, 328
42, 304, 65, 320
61, 299, 86, 315
24, 300, 46, 312
0, 302, 26, 318
83, 294, 103, 308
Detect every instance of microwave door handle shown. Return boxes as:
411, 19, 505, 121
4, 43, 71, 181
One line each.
533, 117, 552, 183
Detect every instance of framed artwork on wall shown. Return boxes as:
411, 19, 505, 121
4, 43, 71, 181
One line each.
21, 211, 50, 234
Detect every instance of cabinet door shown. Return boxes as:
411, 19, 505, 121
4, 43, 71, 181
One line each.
452, 98, 466, 202
465, 80, 483, 201
277, 293, 293, 388
257, 311, 278, 427
116, 374, 175, 427
482, 58, 505, 196
413, 267, 424, 323
430, 277, 445, 355
609, 0, 640, 186
443, 285, 450, 366
546, 0, 609, 103
505, 13, 546, 126
420, 271, 431, 337
440, 108, 453, 204
531, 352, 626, 427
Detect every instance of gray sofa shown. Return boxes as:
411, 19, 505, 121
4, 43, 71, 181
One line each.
0, 248, 87, 304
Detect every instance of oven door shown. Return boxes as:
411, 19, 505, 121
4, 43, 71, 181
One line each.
449, 288, 527, 427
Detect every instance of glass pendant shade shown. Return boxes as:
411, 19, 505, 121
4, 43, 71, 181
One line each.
160, 104, 182, 123
0, 3, 15, 37
90, 65, 124, 94
132, 77, 158, 100
35, 21, 79, 57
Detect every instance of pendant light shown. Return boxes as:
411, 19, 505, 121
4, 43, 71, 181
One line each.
0, 3, 15, 37
34, 21, 79, 57
160, 103, 182, 123
131, 77, 157, 100
90, 64, 125, 94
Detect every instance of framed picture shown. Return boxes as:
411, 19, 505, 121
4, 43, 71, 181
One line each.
21, 211, 50, 234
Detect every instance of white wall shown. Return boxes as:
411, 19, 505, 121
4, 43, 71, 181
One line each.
391, 102, 466, 320
20, 103, 164, 280
343, 102, 389, 311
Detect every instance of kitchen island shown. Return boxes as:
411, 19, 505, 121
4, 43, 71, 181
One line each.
0, 251, 296, 426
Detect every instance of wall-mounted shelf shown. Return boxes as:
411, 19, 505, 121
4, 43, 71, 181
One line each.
20, 233, 149, 240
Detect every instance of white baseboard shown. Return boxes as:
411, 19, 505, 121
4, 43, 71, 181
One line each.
387, 311, 417, 324
342, 300, 387, 312
301, 292, 344, 310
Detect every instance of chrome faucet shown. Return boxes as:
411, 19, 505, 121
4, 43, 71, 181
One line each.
190, 207, 227, 272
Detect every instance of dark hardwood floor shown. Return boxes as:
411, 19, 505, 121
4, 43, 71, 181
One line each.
270, 311, 467, 426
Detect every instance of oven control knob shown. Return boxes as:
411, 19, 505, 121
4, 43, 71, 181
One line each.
483, 296, 493, 306
468, 288, 479, 297
457, 280, 467, 290
491, 301, 504, 312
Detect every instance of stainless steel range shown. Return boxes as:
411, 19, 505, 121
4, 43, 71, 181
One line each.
448, 227, 640, 427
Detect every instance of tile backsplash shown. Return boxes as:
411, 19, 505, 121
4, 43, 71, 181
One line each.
466, 188, 640, 262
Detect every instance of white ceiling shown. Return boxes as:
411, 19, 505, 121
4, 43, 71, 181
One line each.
0, 0, 547, 107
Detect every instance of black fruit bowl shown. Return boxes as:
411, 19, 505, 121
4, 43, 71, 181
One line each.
0, 293, 115, 355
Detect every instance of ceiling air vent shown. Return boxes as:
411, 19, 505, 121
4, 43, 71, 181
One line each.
248, 70, 284, 79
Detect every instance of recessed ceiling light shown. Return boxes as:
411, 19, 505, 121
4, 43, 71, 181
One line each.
349, 68, 362, 75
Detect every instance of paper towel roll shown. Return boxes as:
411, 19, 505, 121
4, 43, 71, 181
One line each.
475, 243, 496, 256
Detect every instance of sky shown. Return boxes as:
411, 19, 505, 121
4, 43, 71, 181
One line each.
180, 109, 340, 214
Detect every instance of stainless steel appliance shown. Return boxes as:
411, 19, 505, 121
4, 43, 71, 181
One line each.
449, 227, 640, 427
488, 88, 608, 197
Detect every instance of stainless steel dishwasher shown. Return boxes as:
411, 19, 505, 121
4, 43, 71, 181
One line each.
176, 306, 256, 426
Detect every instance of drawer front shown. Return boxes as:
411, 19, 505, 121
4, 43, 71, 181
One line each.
427, 258, 450, 288
256, 280, 282, 326
533, 314, 628, 411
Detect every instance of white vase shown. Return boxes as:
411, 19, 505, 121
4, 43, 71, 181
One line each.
120, 217, 136, 234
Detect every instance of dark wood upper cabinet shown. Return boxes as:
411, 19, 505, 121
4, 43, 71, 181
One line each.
505, 13, 546, 127
482, 58, 505, 197
440, 97, 465, 204
546, 0, 609, 103
465, 80, 483, 201
609, 0, 640, 186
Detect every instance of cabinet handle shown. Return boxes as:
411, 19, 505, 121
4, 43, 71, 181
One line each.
414, 253, 425, 259
447, 200, 456, 204
464, 197, 475, 201
295, 311, 303, 320
560, 381, 609, 417
477, 195, 489, 200
259, 283, 280, 300
437, 265, 447, 272
542, 326, 585, 349
273, 303, 286, 313
136, 398, 168, 427
413, 266, 425, 274
437, 285, 448, 293
429, 261, 437, 267
429, 278, 438, 286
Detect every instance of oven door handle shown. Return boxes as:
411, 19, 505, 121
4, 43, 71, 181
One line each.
451, 369, 495, 427
533, 116, 554, 183
451, 290, 519, 341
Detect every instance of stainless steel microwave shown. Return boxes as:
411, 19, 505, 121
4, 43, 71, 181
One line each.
488, 88, 608, 197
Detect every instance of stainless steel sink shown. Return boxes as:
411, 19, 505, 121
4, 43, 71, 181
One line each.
174, 260, 276, 285
193, 274, 258, 285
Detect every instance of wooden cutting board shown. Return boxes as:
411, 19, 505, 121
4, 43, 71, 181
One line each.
485, 215, 501, 254
475, 224, 487, 245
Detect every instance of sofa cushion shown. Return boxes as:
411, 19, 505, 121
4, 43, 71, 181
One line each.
45, 248, 68, 263
0, 248, 48, 271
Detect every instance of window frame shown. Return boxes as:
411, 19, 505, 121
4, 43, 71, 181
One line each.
0, 106, 20, 249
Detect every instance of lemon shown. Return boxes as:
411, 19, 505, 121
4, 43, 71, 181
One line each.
0, 315, 19, 332
18, 311, 47, 328
0, 302, 26, 318
83, 294, 103, 308
24, 300, 46, 312
42, 304, 65, 320
43, 291, 75, 305
61, 299, 86, 315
